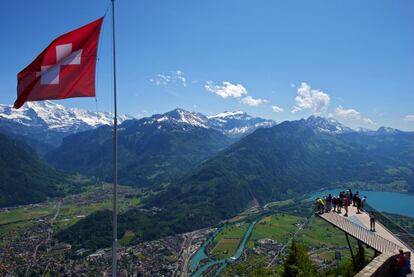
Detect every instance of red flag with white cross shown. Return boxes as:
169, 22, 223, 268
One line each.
14, 17, 104, 109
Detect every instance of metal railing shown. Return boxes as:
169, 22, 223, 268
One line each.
319, 212, 402, 253
364, 203, 414, 251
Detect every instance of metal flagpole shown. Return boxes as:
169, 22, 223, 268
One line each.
111, 0, 118, 276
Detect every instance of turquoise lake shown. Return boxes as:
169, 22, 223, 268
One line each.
309, 189, 414, 218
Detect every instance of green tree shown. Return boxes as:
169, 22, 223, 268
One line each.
282, 240, 320, 277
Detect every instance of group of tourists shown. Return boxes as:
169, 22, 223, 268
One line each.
315, 189, 375, 230
315, 189, 367, 215
315, 191, 412, 275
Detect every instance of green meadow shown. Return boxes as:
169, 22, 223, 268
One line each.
248, 214, 303, 248
210, 222, 248, 259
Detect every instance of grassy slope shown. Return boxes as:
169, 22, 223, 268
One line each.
0, 134, 65, 207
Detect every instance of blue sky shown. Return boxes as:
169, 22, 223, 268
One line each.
1, 0, 413, 130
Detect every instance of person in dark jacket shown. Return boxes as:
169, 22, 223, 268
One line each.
355, 195, 362, 214
326, 194, 332, 212
369, 211, 376, 232
353, 191, 359, 207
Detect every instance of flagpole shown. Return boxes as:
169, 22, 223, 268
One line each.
111, 0, 118, 276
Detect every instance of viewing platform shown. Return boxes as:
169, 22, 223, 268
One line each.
316, 205, 413, 276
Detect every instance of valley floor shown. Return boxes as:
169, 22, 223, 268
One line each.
1, 189, 413, 276
0, 183, 216, 276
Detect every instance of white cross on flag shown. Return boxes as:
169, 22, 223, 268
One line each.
14, 17, 103, 109
39, 43, 82, 85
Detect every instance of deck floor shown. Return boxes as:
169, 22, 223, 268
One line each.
317, 204, 414, 267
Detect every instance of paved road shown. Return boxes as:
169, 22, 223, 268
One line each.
33, 202, 61, 259
25, 202, 61, 276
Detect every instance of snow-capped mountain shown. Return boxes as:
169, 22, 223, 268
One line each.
304, 116, 409, 136
207, 111, 276, 136
138, 109, 276, 137
0, 102, 275, 151
375, 126, 402, 135
305, 115, 354, 134
148, 108, 210, 129
0, 101, 133, 153
0, 101, 132, 133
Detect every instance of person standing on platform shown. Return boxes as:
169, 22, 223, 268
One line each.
353, 191, 359, 207
338, 193, 343, 213
326, 194, 332, 212
361, 196, 367, 211
356, 195, 362, 214
369, 211, 376, 232
343, 196, 349, 217
332, 196, 337, 212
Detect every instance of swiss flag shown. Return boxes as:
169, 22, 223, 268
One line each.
14, 17, 104, 109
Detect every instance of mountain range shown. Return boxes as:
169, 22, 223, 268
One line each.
0, 101, 133, 154
56, 115, 414, 250
46, 111, 235, 187
1, 100, 414, 249
37, 107, 276, 187
0, 102, 275, 154
0, 102, 278, 204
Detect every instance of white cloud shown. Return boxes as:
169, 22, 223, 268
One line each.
335, 106, 375, 125
291, 82, 330, 114
362, 117, 375, 125
271, 105, 284, 113
241, 96, 268, 107
335, 106, 361, 120
404, 115, 414, 122
150, 70, 187, 87
205, 81, 247, 98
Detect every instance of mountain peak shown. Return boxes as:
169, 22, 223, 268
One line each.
376, 126, 400, 134
0, 101, 133, 133
138, 109, 276, 137
161, 108, 209, 128
208, 111, 276, 137
305, 115, 353, 134
25, 100, 64, 111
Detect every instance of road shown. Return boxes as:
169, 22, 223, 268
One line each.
25, 201, 61, 276
267, 214, 313, 268
173, 232, 196, 277
33, 202, 61, 259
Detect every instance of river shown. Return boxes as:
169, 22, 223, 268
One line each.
190, 220, 257, 276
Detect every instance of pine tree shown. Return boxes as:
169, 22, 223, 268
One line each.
282, 240, 320, 277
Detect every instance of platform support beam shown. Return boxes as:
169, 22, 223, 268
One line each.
345, 233, 357, 270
